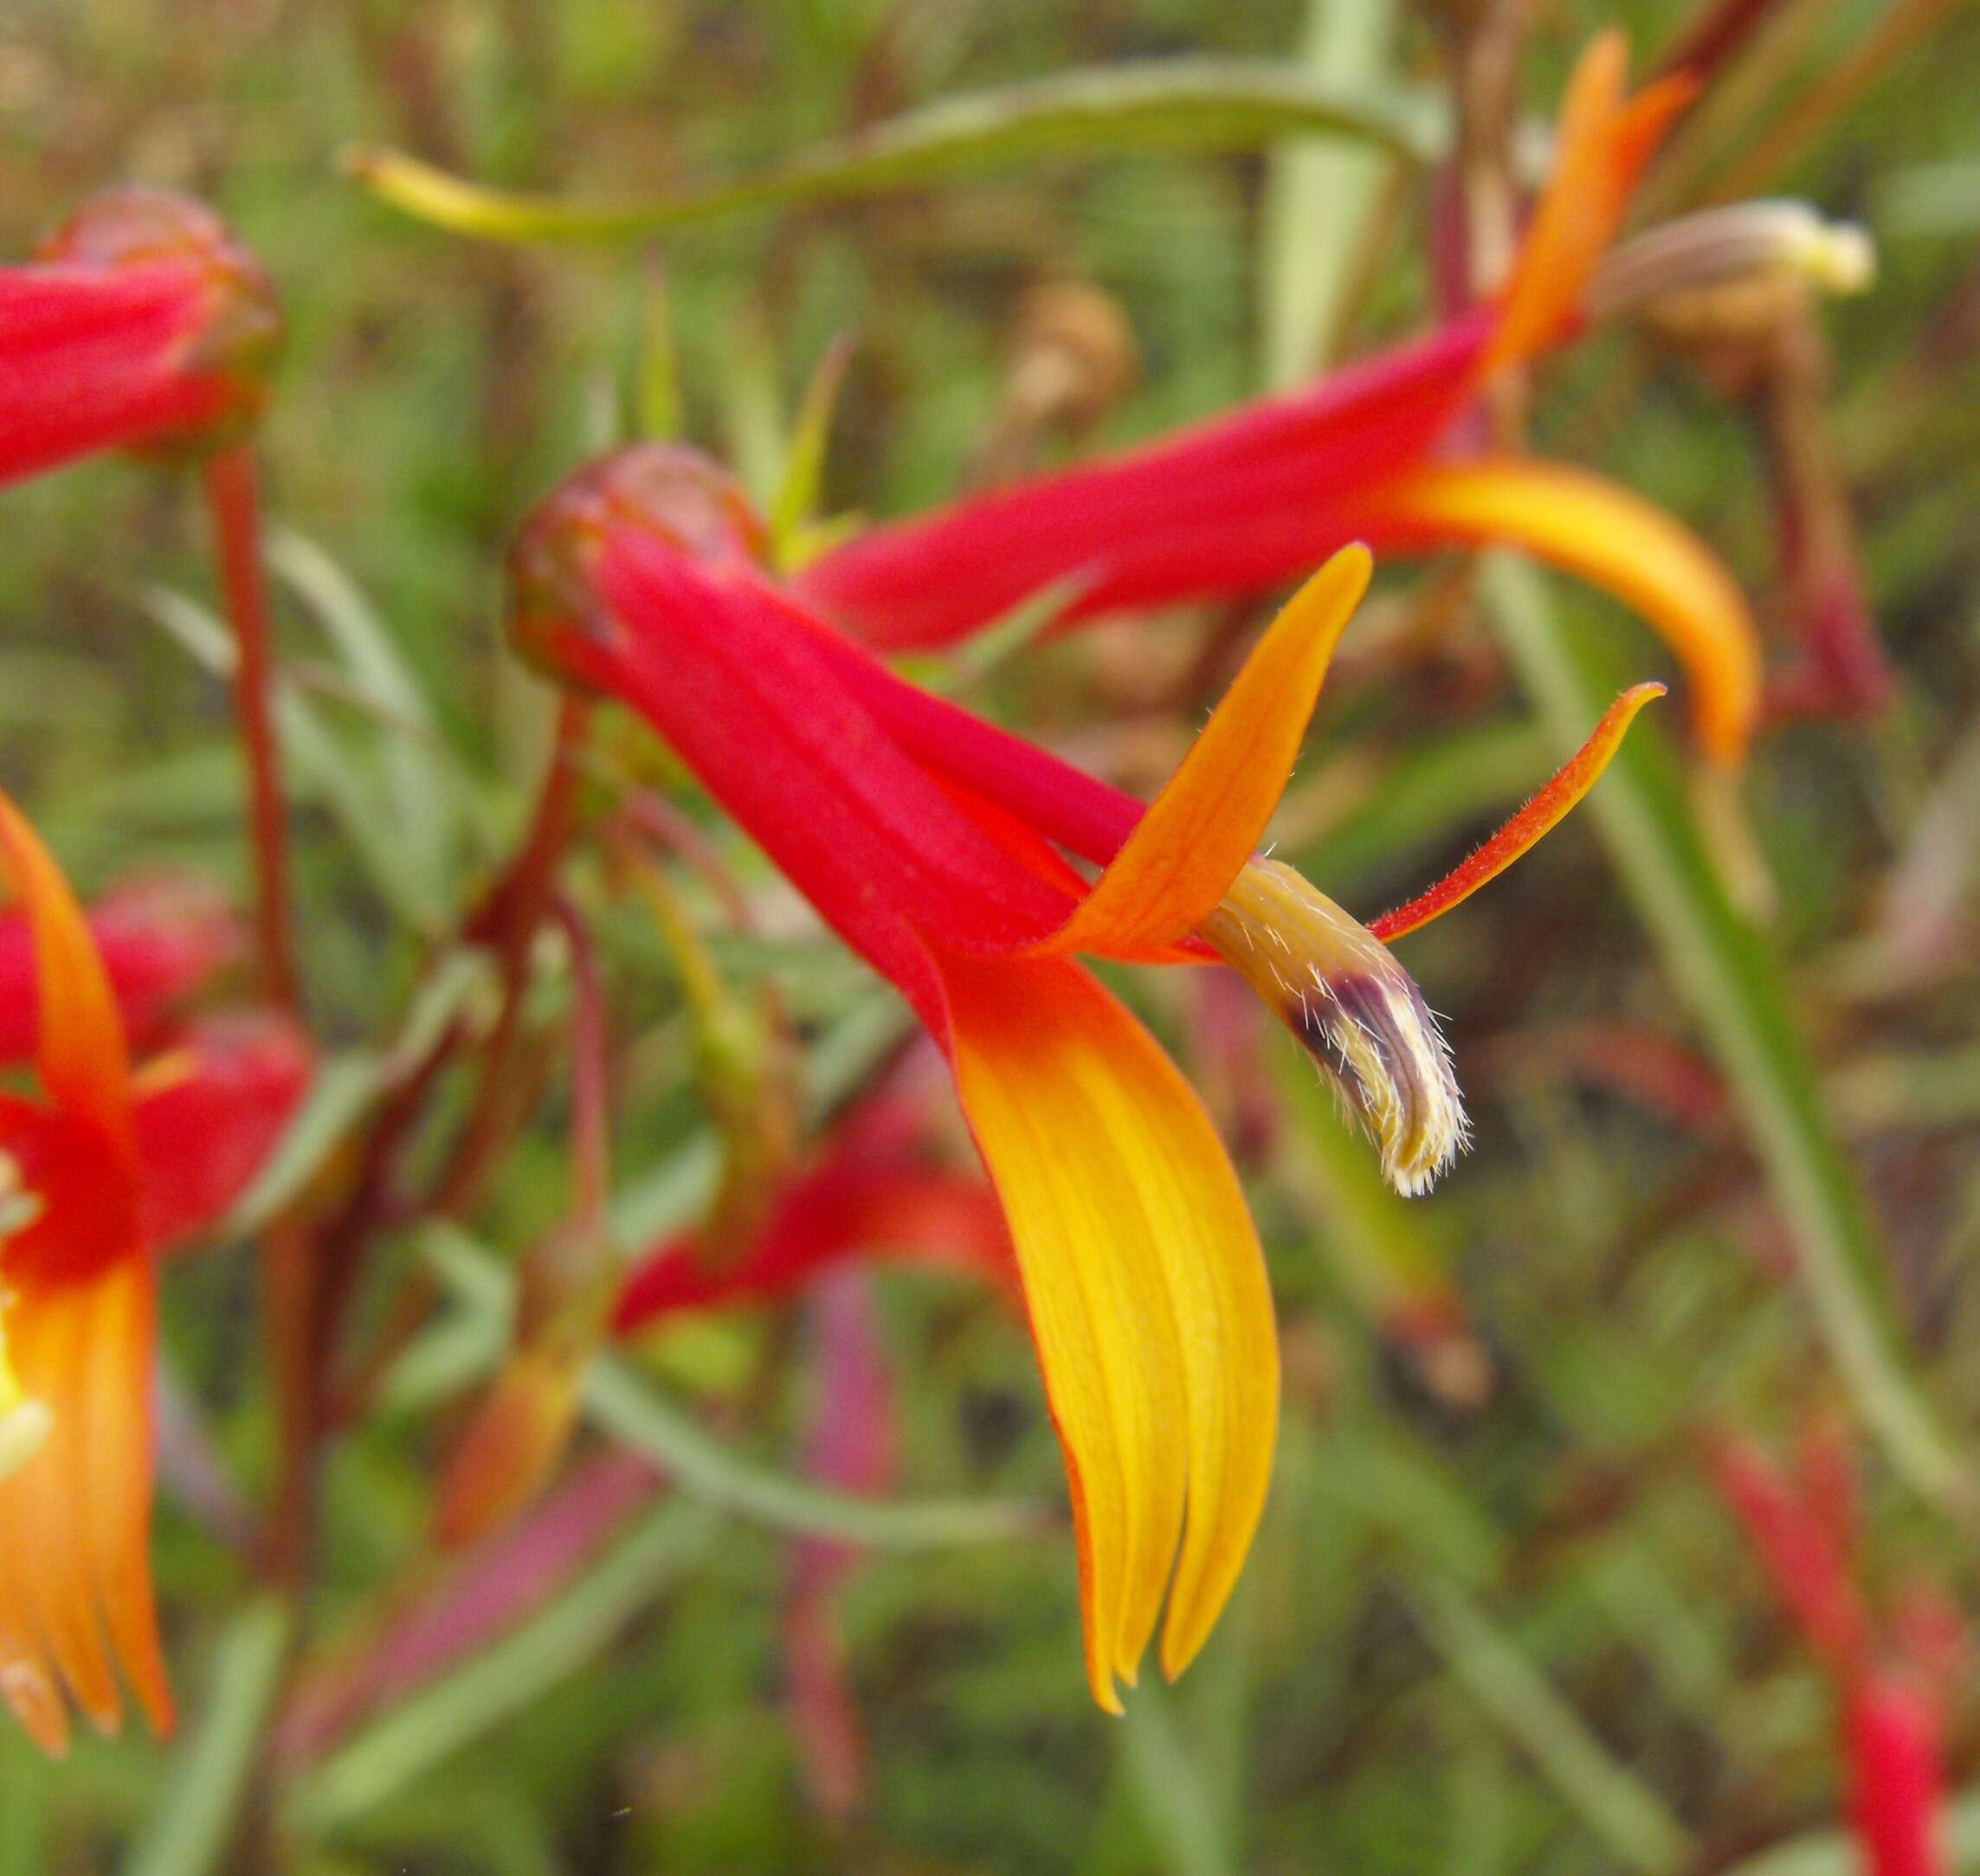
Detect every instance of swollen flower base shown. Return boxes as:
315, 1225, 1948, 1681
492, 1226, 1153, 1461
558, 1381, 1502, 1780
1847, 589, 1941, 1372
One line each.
1, 189, 279, 485
508, 442, 1659, 1709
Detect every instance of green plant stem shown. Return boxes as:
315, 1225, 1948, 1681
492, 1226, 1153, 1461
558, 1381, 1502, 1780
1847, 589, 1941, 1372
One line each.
1480, 554, 1970, 1516
1119, 1681, 1239, 1876
122, 1596, 296, 1876
1406, 1572, 1694, 1874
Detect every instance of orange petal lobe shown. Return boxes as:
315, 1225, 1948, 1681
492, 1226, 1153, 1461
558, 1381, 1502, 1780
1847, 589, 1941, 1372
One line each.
1488, 33, 1694, 371
0, 1255, 165, 1745
0, 792, 132, 1146
81, 1256, 171, 1737
1370, 683, 1667, 941
1349, 457, 1760, 766
1040, 546, 1371, 959
940, 953, 1277, 1708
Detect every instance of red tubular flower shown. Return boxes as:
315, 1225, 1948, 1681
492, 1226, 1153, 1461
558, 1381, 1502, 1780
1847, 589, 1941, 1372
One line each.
510, 444, 1659, 1707
0, 190, 279, 486
0, 794, 171, 1755
1715, 1426, 1962, 1876
0, 874, 242, 1064
796, 36, 1765, 767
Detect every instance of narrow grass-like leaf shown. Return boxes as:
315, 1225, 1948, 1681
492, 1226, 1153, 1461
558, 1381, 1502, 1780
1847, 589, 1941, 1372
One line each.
1481, 553, 1970, 1515
581, 1358, 1046, 1550
136, 583, 449, 926
1258, 0, 1398, 384
345, 61, 1442, 246
1119, 1680, 1240, 1876
1407, 1571, 1694, 1874
122, 1596, 294, 1876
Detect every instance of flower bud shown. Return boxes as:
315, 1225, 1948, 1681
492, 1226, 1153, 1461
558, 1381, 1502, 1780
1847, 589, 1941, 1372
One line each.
37, 189, 281, 458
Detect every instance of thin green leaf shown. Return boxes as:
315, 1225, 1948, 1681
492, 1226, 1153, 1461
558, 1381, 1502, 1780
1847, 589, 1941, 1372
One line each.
345, 61, 1443, 246
1407, 1571, 1694, 1875
1481, 553, 1971, 1516
121, 1596, 294, 1876
135, 583, 449, 927
1119, 1681, 1240, 1876
580, 1357, 1047, 1550
1258, 0, 1398, 384
769, 332, 856, 561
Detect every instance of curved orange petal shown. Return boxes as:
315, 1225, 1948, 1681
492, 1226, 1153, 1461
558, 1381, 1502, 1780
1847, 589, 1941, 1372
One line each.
1369, 682, 1667, 941
81, 1255, 171, 1737
1346, 457, 1761, 766
940, 953, 1277, 1708
1488, 34, 1694, 371
11, 1277, 120, 1733
0, 792, 132, 1146
0, 1259, 165, 1741
1038, 546, 1371, 959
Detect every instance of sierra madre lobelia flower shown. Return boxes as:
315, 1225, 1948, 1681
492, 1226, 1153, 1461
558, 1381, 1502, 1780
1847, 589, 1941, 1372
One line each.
797, 34, 1775, 767
505, 443, 1661, 1709
0, 796, 311, 1754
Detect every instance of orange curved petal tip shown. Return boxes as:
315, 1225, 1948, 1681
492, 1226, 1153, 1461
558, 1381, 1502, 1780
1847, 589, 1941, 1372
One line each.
1371, 683, 1667, 942
1489, 32, 1696, 371
0, 791, 133, 1144
1346, 457, 1759, 766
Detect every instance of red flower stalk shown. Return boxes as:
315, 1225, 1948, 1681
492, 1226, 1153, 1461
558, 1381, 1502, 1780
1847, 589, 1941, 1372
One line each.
1715, 1425, 1964, 1876
1, 190, 279, 486
509, 442, 1659, 1707
0, 796, 311, 1756
0, 873, 242, 1063
796, 37, 1767, 767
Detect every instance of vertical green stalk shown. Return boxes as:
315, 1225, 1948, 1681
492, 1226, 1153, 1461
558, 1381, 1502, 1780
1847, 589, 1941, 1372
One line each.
1408, 1571, 1693, 1874
1258, 0, 1396, 386
1483, 554, 1970, 1516
122, 1596, 296, 1876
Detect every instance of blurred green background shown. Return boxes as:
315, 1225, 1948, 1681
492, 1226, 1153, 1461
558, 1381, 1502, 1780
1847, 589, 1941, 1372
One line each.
3, 0, 1980, 1871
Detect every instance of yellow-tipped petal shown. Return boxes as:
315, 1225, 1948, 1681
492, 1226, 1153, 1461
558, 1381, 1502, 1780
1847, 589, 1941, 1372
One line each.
1042, 546, 1371, 959
0, 792, 132, 1146
1351, 457, 1761, 766
1369, 683, 1667, 941
940, 953, 1277, 1706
